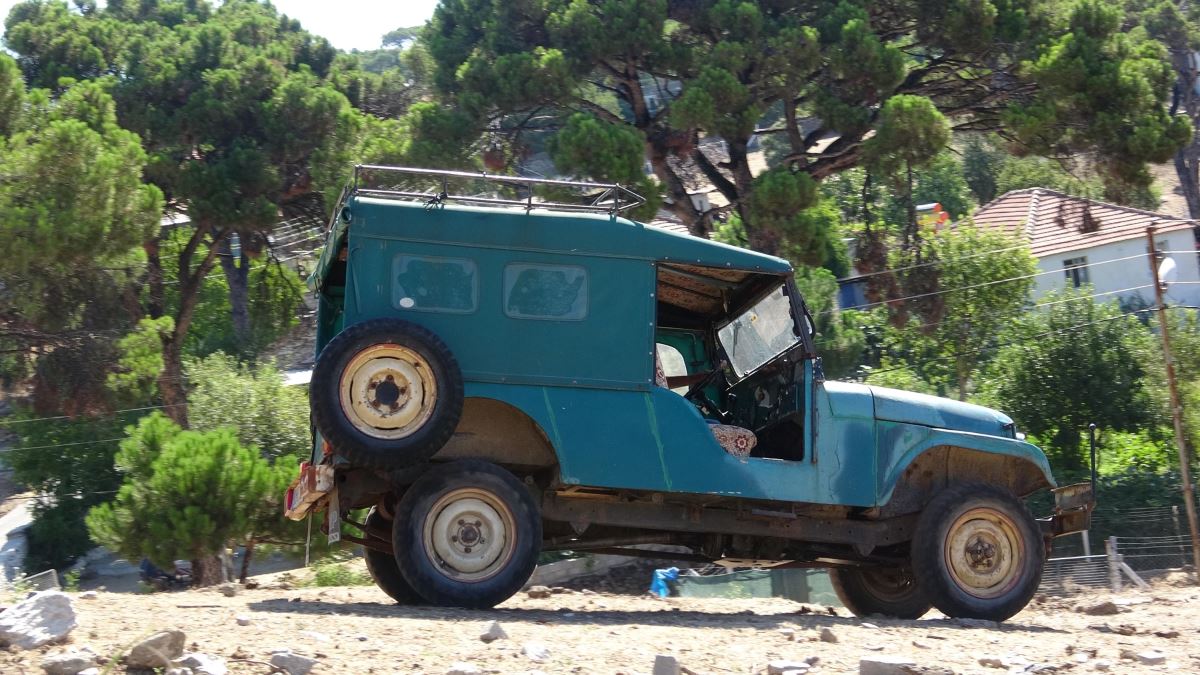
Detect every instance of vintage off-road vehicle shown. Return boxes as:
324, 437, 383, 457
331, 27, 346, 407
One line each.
285, 166, 1092, 621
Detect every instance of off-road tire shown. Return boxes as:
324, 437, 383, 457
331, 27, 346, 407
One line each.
393, 460, 541, 608
311, 318, 463, 469
362, 507, 421, 604
912, 482, 1044, 622
830, 565, 932, 619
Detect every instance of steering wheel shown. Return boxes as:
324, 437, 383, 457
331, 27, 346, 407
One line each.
684, 365, 728, 422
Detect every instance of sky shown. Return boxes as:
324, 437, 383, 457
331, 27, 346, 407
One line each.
0, 0, 441, 52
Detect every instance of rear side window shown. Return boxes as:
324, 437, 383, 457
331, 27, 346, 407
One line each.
503, 263, 588, 320
392, 254, 478, 313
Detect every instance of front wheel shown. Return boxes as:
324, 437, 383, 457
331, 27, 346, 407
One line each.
911, 483, 1044, 622
393, 460, 541, 608
829, 565, 931, 619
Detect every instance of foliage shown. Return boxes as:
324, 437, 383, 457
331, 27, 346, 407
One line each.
879, 151, 972, 226
107, 316, 174, 405
888, 227, 1037, 400
304, 557, 374, 587
421, 0, 1187, 256
863, 359, 938, 396
978, 290, 1158, 468
792, 267, 866, 380
86, 413, 291, 580
186, 352, 310, 460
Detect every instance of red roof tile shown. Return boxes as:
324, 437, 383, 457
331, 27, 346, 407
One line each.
968, 189, 1196, 257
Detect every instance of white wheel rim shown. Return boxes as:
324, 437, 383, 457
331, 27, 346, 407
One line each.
422, 488, 516, 583
943, 507, 1023, 599
338, 344, 437, 440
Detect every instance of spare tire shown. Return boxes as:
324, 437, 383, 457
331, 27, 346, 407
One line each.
311, 318, 463, 469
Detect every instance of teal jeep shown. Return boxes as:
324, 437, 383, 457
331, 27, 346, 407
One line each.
285, 166, 1092, 620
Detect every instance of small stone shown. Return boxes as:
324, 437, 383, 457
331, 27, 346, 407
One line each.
979, 657, 1005, 668
126, 630, 186, 669
299, 630, 330, 643
1073, 653, 1090, 664
778, 628, 797, 641
218, 583, 240, 597
175, 653, 228, 675
235, 615, 251, 626
912, 641, 930, 649
445, 662, 482, 675
653, 654, 681, 675
1092, 660, 1111, 671
1136, 650, 1166, 665
768, 659, 811, 674
269, 650, 318, 675
521, 642, 550, 662
480, 622, 508, 643
1077, 601, 1119, 616
952, 618, 999, 629
40, 650, 98, 675
164, 668, 193, 675
525, 586, 552, 599
858, 656, 915, 675
864, 644, 885, 651
77, 670, 100, 675
819, 627, 838, 643
0, 591, 77, 649
549, 587, 571, 594
354, 634, 369, 642
78, 592, 96, 600
861, 622, 880, 629
1154, 630, 1180, 638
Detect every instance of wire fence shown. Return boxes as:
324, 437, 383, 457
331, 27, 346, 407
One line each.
1039, 504, 1196, 596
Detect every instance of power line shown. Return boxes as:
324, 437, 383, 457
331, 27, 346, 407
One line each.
838, 241, 1034, 283
0, 403, 185, 427
10, 438, 125, 452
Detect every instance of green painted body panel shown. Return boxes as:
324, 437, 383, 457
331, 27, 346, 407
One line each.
320, 195, 1057, 509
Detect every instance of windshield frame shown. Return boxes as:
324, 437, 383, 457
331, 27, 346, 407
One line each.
716, 280, 809, 381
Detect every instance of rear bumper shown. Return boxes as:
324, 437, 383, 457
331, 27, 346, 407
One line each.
283, 462, 336, 521
1038, 481, 1094, 537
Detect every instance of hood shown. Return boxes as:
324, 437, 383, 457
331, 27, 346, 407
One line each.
868, 385, 1014, 437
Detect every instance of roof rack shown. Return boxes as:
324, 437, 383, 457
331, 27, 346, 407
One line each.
350, 165, 645, 215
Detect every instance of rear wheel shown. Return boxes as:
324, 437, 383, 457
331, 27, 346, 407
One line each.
912, 483, 1044, 621
393, 460, 541, 608
830, 565, 931, 619
362, 507, 421, 604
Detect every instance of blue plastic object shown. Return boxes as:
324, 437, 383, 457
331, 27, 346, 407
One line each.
650, 567, 680, 597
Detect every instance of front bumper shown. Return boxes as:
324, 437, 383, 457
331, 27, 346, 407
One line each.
1038, 481, 1095, 537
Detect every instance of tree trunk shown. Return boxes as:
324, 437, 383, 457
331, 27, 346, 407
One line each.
191, 553, 227, 587
218, 236, 252, 349
158, 338, 189, 427
1170, 46, 1200, 220
239, 540, 256, 584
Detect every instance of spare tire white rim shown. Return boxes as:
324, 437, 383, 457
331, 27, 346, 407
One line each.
339, 344, 437, 440
423, 488, 516, 582
944, 506, 1022, 599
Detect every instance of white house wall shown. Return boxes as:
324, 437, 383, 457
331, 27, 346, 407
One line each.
1032, 229, 1200, 307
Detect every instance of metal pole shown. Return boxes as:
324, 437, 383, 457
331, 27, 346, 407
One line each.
1146, 226, 1200, 581
1107, 536, 1122, 593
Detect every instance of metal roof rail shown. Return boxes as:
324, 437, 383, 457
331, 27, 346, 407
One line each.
351, 165, 645, 215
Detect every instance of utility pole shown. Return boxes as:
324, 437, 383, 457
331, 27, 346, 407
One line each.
1146, 225, 1200, 581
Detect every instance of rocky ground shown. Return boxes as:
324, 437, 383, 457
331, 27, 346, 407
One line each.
0, 569, 1198, 675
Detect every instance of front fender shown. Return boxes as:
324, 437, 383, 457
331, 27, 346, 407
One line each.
876, 421, 1056, 507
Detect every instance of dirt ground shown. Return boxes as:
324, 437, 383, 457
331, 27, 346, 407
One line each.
2, 569, 1198, 675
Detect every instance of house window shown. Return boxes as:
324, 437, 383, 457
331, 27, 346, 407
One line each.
503, 263, 588, 320
1063, 257, 1089, 288
392, 254, 478, 313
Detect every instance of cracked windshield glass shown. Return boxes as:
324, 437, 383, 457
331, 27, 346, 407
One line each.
717, 286, 799, 377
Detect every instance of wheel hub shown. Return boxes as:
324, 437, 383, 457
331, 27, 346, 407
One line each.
423, 489, 516, 582
944, 507, 1022, 599
339, 344, 437, 440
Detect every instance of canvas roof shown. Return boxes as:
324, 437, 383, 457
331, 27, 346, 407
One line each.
969, 188, 1197, 257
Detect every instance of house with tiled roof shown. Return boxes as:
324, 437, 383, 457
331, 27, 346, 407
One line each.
969, 188, 1200, 307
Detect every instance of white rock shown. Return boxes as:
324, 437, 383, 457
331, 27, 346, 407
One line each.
861, 622, 880, 629
235, 615, 251, 626
859, 656, 916, 675
522, 642, 551, 662
445, 662, 482, 675
126, 630, 186, 669
480, 621, 508, 643
819, 627, 838, 643
40, 650, 97, 675
0, 590, 77, 649
768, 659, 811, 674
218, 583, 240, 597
269, 650, 318, 675
778, 628, 797, 640
653, 654, 681, 675
176, 652, 229, 675
526, 585, 552, 599
1136, 650, 1166, 665
1092, 660, 1111, 672
299, 630, 330, 642
76, 670, 99, 675
165, 668, 193, 675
